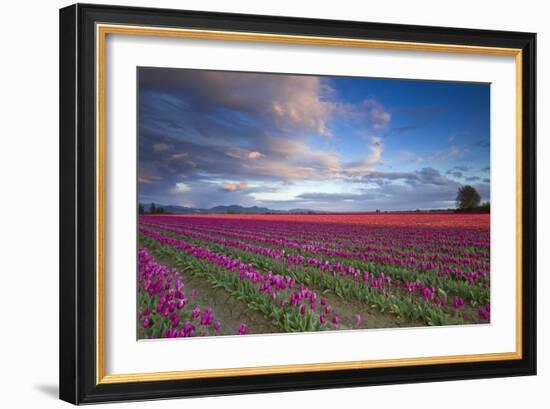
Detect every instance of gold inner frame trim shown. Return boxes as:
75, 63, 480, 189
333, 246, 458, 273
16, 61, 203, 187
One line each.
95, 23, 523, 385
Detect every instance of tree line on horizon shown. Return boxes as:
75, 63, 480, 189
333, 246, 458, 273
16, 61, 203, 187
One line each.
138, 185, 489, 215
139, 203, 165, 214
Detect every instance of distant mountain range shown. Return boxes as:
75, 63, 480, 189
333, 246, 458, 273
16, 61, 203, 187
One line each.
140, 203, 319, 214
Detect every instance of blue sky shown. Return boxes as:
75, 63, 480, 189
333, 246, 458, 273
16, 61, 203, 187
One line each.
138, 68, 490, 211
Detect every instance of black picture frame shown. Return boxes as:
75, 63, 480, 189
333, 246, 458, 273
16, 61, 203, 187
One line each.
59, 3, 536, 404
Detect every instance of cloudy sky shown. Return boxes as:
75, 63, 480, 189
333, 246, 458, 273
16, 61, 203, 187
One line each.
138, 67, 490, 211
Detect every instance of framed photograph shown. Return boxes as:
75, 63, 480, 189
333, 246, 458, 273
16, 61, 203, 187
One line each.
59, 3, 536, 404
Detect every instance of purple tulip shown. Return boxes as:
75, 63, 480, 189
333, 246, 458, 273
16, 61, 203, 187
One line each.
200, 315, 213, 326
353, 314, 361, 325
479, 303, 491, 321
200, 308, 213, 326
170, 313, 180, 328
479, 308, 489, 320
183, 322, 195, 335
332, 315, 340, 325
452, 296, 465, 309
164, 329, 177, 338
237, 323, 248, 335
191, 308, 200, 319
319, 315, 326, 324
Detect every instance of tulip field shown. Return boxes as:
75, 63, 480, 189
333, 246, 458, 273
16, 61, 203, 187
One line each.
137, 213, 490, 339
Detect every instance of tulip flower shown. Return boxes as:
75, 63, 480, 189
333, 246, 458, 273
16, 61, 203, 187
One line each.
479, 304, 491, 321
452, 296, 465, 309
237, 323, 248, 335
170, 313, 180, 328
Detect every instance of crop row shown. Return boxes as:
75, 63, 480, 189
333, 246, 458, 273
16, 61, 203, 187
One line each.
140, 226, 485, 326
143, 219, 489, 282
143, 220, 489, 275
141, 216, 489, 253
139, 228, 348, 333
143, 222, 489, 303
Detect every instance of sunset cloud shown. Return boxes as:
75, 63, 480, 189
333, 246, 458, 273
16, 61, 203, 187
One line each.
248, 151, 265, 159
138, 174, 160, 184
221, 182, 248, 191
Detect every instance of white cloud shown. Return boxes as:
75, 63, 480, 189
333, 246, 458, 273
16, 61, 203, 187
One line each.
225, 150, 242, 159
168, 152, 188, 160
366, 136, 383, 166
153, 142, 171, 152
343, 136, 384, 175
363, 99, 391, 130
428, 145, 467, 161
396, 150, 423, 164
173, 182, 191, 193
